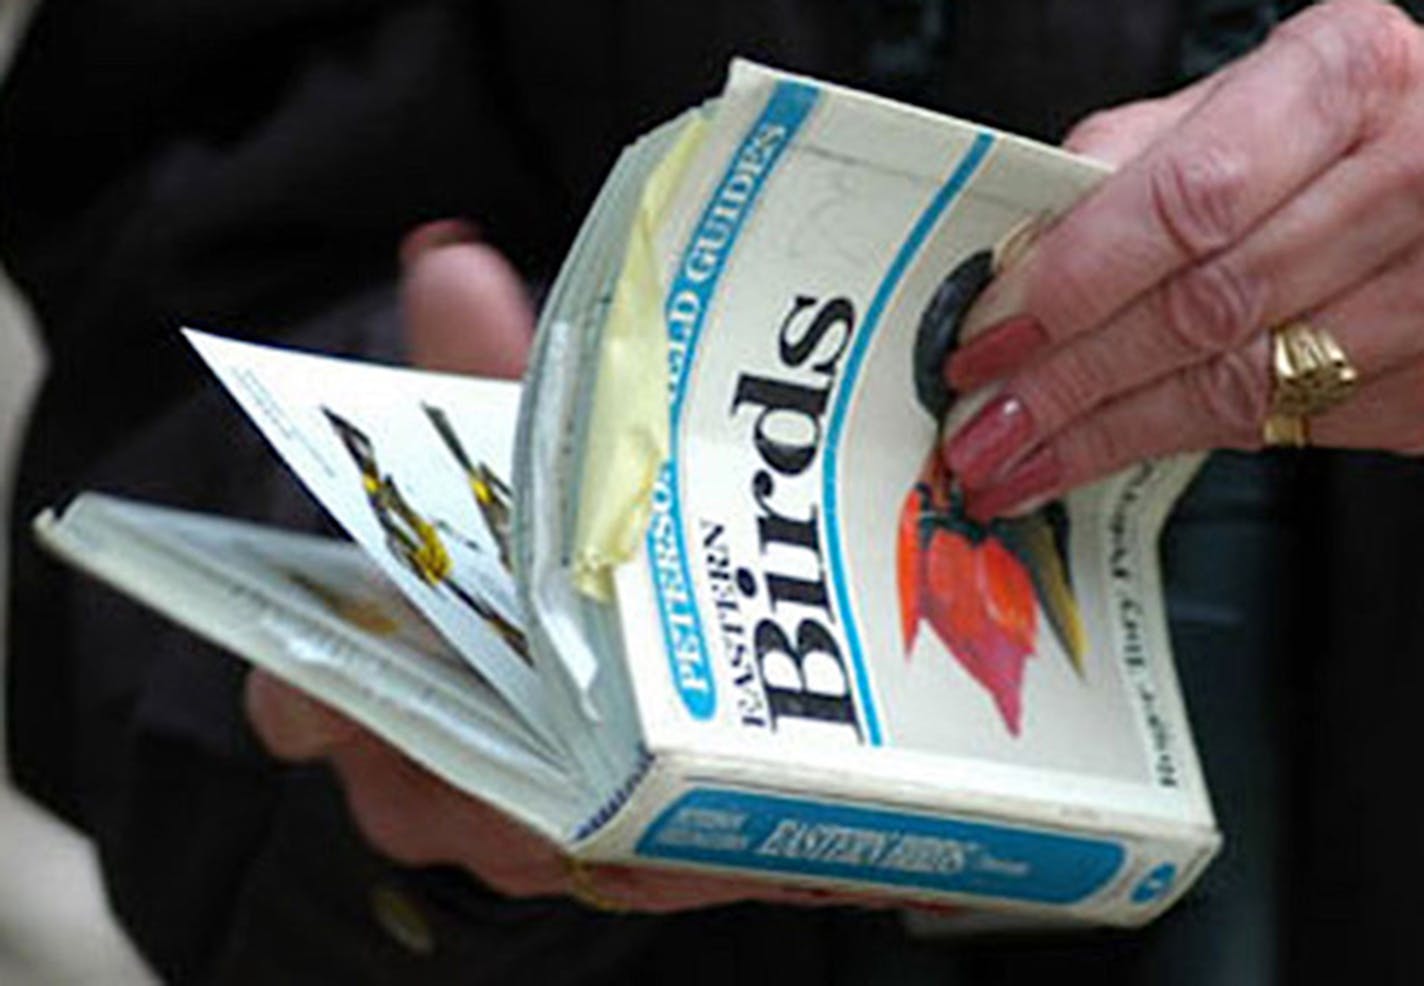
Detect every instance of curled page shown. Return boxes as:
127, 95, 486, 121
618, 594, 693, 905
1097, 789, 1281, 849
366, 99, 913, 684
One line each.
185, 332, 558, 746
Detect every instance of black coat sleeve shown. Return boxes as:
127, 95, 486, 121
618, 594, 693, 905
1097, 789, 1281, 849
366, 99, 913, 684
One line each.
0, 3, 572, 979
0, 2, 848, 979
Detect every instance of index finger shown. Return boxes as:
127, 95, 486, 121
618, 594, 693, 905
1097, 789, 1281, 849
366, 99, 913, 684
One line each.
968, 0, 1418, 346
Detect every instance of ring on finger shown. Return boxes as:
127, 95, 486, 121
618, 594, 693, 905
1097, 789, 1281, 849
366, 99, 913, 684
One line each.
1262, 319, 1358, 447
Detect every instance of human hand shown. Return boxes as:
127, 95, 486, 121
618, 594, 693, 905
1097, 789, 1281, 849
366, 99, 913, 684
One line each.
940, 0, 1424, 519
244, 223, 887, 913
246, 670, 866, 911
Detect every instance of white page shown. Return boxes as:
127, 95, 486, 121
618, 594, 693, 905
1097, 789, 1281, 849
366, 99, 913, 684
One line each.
36, 495, 584, 837
116, 496, 557, 763
185, 332, 556, 744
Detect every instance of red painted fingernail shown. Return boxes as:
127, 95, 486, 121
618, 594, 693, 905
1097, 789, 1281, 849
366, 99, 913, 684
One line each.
399, 218, 483, 269
945, 315, 1048, 393
963, 446, 1062, 523
943, 393, 1038, 488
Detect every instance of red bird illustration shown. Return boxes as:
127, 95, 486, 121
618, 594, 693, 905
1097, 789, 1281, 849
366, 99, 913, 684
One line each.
898, 247, 1085, 735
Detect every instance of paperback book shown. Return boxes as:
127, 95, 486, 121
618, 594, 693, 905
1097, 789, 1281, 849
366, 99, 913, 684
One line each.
37, 61, 1217, 924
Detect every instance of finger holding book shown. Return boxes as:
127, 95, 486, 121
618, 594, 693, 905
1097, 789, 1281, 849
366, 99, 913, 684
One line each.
249, 666, 896, 911
939, 0, 1424, 517
240, 226, 899, 915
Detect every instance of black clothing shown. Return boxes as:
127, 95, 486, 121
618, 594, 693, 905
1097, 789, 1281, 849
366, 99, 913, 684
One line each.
3, 1, 1422, 982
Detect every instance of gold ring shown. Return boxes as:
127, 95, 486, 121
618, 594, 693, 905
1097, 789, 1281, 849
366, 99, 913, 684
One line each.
1262, 319, 1358, 447
563, 858, 626, 914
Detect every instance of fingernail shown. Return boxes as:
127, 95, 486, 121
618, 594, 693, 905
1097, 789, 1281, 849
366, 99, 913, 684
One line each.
399, 218, 483, 269
939, 386, 995, 448
963, 446, 1062, 523
945, 314, 1047, 392
943, 393, 1038, 488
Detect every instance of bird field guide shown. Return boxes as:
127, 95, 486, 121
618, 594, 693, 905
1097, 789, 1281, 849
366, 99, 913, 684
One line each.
36, 61, 1218, 924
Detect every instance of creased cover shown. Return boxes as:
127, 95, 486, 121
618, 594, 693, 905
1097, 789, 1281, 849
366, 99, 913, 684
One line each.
596, 61, 1214, 907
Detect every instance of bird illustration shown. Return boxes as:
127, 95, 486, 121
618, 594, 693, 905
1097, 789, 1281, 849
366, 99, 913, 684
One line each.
323, 407, 532, 664
422, 403, 515, 572
898, 243, 1086, 735
324, 408, 453, 587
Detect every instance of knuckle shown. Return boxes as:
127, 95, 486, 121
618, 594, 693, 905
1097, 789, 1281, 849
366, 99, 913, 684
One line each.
1338, 1, 1420, 96
1064, 100, 1165, 158
1183, 349, 1268, 442
1279, 1, 1421, 130
341, 779, 449, 869
1147, 144, 1250, 260
1024, 348, 1116, 432
1158, 259, 1266, 357
477, 854, 567, 898
1063, 108, 1119, 151
352, 814, 436, 867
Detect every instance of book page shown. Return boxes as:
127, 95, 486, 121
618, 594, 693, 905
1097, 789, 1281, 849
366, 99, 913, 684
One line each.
36, 495, 584, 837
185, 333, 556, 744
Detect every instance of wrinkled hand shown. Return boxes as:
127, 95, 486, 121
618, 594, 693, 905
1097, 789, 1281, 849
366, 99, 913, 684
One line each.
245, 223, 881, 913
941, 0, 1424, 519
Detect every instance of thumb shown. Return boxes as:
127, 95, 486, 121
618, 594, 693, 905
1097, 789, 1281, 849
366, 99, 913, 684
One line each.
399, 221, 535, 380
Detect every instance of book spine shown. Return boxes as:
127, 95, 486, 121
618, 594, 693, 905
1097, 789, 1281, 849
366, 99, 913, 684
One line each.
572, 745, 657, 842
623, 782, 1216, 926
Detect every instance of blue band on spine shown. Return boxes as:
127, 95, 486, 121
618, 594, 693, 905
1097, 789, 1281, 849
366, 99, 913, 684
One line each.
638, 786, 1125, 905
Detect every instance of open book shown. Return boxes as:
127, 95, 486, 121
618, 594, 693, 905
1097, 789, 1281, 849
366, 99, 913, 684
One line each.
37, 61, 1217, 924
